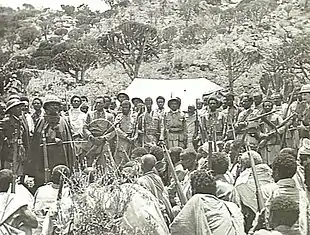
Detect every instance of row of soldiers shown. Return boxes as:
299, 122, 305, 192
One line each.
1, 84, 310, 234
0, 85, 308, 185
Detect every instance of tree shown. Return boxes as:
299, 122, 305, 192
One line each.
178, 0, 201, 27
18, 26, 40, 48
54, 27, 68, 36
61, 5, 75, 16
261, 34, 310, 96
98, 21, 160, 80
215, 46, 256, 92
52, 48, 98, 83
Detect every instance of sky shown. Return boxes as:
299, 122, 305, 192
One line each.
0, 0, 109, 11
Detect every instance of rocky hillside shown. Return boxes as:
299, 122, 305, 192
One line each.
0, 0, 309, 101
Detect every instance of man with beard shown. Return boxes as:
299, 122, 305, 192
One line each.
137, 97, 161, 147
28, 95, 75, 188
82, 96, 115, 168
160, 98, 187, 149
0, 98, 30, 174
201, 95, 225, 142
114, 100, 138, 166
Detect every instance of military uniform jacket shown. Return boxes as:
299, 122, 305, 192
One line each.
138, 110, 161, 137
0, 115, 30, 162
115, 112, 138, 140
236, 108, 260, 134
160, 110, 187, 142
201, 110, 225, 140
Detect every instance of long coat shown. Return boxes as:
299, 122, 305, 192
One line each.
27, 116, 75, 187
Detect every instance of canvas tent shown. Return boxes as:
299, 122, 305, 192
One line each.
124, 78, 223, 110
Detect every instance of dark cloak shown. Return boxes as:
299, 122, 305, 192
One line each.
26, 116, 75, 186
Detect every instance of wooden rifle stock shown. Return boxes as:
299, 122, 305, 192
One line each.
162, 144, 187, 206
196, 109, 206, 143
11, 128, 19, 193
42, 127, 50, 183
57, 174, 64, 201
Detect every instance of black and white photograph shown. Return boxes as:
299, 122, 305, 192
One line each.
0, 0, 310, 234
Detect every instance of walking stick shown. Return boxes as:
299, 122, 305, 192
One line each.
162, 144, 187, 206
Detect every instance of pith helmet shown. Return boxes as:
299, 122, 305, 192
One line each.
5, 98, 24, 114
43, 95, 61, 109
168, 98, 180, 109
300, 84, 310, 94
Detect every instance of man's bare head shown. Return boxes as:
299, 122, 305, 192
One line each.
141, 154, 157, 173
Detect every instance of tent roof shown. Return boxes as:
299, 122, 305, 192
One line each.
124, 78, 223, 110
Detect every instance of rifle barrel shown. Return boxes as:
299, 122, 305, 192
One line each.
162, 145, 187, 205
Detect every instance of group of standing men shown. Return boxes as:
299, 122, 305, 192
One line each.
2, 84, 310, 234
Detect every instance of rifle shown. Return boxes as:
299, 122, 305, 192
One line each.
281, 89, 297, 148
247, 110, 276, 122
57, 173, 64, 201
128, 107, 144, 156
245, 144, 265, 213
162, 144, 187, 206
11, 127, 19, 193
257, 113, 297, 150
193, 108, 205, 148
42, 125, 50, 183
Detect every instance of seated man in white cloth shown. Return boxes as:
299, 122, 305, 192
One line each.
33, 165, 71, 235
0, 169, 38, 235
235, 150, 274, 233
170, 169, 245, 235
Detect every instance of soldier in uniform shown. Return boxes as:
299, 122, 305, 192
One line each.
258, 98, 284, 165
137, 97, 161, 147
222, 93, 241, 141
0, 99, 30, 175
160, 98, 187, 149
298, 84, 310, 140
116, 91, 130, 113
114, 100, 138, 166
131, 97, 144, 114
235, 93, 260, 148
201, 95, 225, 142
82, 96, 115, 167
